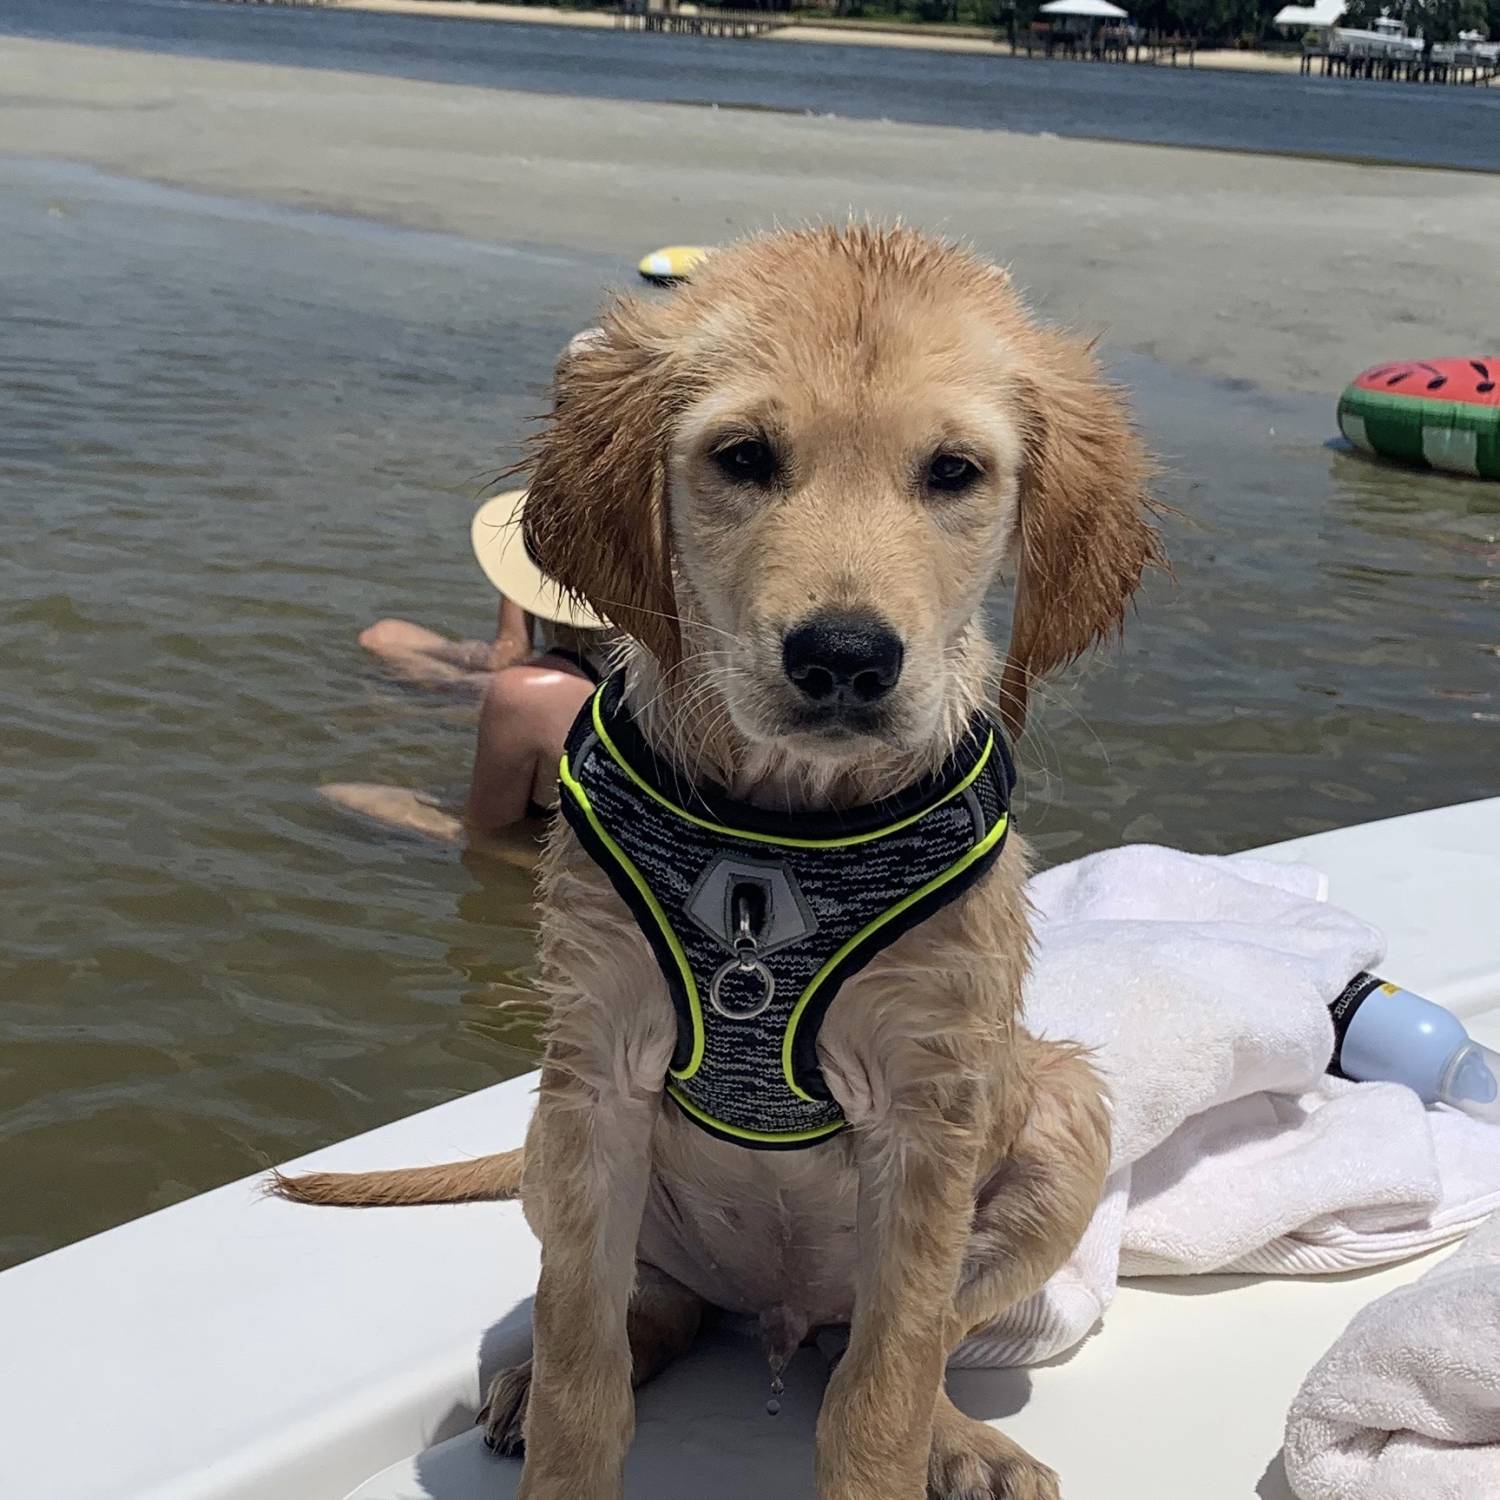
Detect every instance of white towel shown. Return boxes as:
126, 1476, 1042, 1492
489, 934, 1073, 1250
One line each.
1283, 1207, 1500, 1500
952, 845, 1500, 1368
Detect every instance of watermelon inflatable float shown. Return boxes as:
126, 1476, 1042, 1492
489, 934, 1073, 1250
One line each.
1338, 357, 1500, 480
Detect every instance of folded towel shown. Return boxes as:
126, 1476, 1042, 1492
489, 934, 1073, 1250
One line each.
952, 846, 1500, 1368
1283, 1207, 1500, 1500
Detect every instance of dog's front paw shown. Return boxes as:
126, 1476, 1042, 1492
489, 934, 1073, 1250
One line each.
477, 1360, 531, 1456
928, 1414, 1059, 1500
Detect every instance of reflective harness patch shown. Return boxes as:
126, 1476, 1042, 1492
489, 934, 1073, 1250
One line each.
558, 675, 1015, 1151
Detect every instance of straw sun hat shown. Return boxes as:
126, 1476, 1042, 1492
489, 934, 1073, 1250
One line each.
469, 489, 606, 632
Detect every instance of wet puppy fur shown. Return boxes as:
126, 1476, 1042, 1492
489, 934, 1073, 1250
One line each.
278, 223, 1162, 1500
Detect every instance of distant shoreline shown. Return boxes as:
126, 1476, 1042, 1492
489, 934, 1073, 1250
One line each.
323, 0, 1306, 72
4, 32, 1496, 397
11, 5, 1496, 172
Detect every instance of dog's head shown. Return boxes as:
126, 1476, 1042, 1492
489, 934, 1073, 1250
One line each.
525, 225, 1160, 762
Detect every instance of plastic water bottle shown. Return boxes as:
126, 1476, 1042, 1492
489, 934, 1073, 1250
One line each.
1330, 973, 1500, 1123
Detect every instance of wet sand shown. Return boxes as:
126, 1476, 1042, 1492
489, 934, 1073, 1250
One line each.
3, 36, 1497, 395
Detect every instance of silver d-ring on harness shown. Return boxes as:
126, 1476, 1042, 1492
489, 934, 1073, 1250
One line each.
709, 893, 777, 1019
709, 952, 776, 1020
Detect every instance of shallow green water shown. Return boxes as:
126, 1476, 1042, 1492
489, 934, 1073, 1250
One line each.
2, 159, 1496, 1268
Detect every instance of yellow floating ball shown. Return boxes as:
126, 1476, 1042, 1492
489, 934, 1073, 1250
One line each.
637, 245, 712, 285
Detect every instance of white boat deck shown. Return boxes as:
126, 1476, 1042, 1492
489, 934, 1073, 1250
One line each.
5, 798, 1499, 1500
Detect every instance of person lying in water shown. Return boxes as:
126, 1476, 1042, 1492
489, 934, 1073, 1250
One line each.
323, 489, 613, 843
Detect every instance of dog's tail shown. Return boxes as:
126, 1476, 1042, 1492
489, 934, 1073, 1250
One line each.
268, 1148, 523, 1208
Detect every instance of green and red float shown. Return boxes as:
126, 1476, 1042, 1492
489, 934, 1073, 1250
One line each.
1338, 357, 1500, 481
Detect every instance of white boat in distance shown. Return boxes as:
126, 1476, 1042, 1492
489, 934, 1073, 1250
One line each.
4, 798, 1499, 1500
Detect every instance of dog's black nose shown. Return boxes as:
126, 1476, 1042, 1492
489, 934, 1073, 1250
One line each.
782, 615, 904, 706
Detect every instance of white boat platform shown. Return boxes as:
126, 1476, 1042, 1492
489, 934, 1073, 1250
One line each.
5, 797, 1499, 1500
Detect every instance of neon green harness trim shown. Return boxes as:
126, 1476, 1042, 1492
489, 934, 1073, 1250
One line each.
665, 1084, 847, 1145
559, 750, 706, 1081
591, 690, 996, 850
780, 807, 1011, 1103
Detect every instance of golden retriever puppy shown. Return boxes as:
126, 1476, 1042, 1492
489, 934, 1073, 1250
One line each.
282, 223, 1161, 1500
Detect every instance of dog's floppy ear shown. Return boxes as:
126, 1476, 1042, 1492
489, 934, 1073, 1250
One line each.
1000, 331, 1163, 737
522, 302, 682, 667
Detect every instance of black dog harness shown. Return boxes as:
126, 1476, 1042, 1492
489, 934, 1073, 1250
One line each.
558, 675, 1015, 1150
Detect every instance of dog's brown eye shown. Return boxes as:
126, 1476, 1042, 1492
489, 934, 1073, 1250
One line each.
927, 453, 981, 493
713, 439, 778, 486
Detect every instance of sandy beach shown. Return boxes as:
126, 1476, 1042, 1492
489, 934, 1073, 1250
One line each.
331, 0, 613, 27
1, 35, 1494, 394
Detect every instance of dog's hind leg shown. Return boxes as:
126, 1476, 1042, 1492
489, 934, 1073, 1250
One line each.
479, 1261, 704, 1456
951, 1035, 1108, 1339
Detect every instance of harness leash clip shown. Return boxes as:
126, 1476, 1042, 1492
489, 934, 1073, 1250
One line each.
709, 892, 777, 1021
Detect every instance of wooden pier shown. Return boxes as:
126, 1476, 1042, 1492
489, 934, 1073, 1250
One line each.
614, 7, 780, 38
1014, 29, 1194, 66
1301, 47, 1498, 85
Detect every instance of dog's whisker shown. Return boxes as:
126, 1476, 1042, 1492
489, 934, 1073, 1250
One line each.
583, 594, 749, 650
630, 648, 738, 726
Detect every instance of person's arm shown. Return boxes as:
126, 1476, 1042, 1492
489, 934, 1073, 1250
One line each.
489, 595, 532, 670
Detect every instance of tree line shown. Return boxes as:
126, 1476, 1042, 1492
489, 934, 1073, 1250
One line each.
708, 0, 1499, 46
1339, 0, 1490, 43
